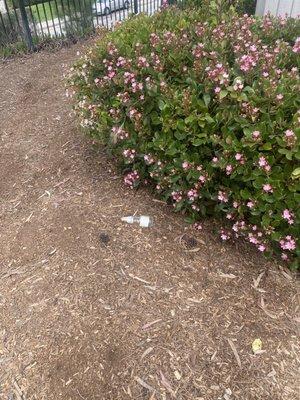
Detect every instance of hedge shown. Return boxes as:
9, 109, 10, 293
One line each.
68, 1, 300, 268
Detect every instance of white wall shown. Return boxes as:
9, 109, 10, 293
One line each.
256, 0, 300, 18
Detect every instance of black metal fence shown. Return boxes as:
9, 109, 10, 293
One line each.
0, 0, 167, 49
0, 0, 258, 51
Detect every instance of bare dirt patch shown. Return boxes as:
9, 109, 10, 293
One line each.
0, 43, 299, 400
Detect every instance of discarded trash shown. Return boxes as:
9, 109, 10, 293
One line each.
121, 215, 153, 228
252, 338, 262, 354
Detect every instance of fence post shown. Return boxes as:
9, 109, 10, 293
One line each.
18, 0, 34, 51
133, 0, 138, 14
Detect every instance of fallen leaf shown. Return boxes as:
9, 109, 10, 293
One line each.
252, 338, 262, 354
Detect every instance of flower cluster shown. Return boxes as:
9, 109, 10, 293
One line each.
292, 37, 300, 53
282, 209, 294, 225
124, 170, 139, 188
111, 126, 129, 142
123, 148, 136, 160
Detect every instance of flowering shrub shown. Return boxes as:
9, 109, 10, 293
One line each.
68, 1, 300, 268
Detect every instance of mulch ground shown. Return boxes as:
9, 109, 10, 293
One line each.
0, 42, 299, 400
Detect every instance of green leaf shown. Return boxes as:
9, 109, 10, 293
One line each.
192, 138, 206, 146
151, 112, 161, 125
185, 115, 196, 125
220, 90, 228, 99
177, 119, 185, 131
184, 216, 196, 224
203, 94, 211, 107
174, 130, 185, 140
261, 142, 272, 151
205, 114, 214, 124
158, 100, 165, 111
262, 215, 271, 227
240, 189, 251, 199
291, 168, 300, 180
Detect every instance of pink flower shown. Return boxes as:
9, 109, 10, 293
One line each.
284, 129, 296, 146
111, 126, 129, 141
292, 37, 300, 53
285, 129, 294, 137
258, 156, 267, 167
218, 191, 228, 203
238, 54, 257, 72
226, 164, 233, 175
235, 153, 242, 161
232, 220, 246, 233
280, 236, 296, 251
124, 170, 139, 188
281, 253, 288, 261
171, 191, 183, 203
212, 157, 219, 163
252, 130, 260, 140
258, 244, 266, 252
123, 149, 136, 160
220, 229, 231, 241
247, 201, 255, 208
258, 156, 271, 172
206, 62, 229, 86
194, 222, 202, 230
144, 154, 154, 165
182, 161, 191, 170
233, 78, 244, 91
248, 233, 258, 245
187, 188, 198, 202
263, 183, 273, 193
215, 87, 221, 94
137, 56, 149, 68
282, 209, 294, 225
